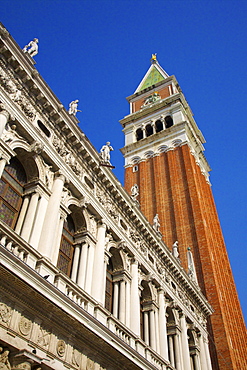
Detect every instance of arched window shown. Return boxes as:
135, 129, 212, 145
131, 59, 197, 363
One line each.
105, 258, 114, 313
57, 214, 75, 276
188, 329, 198, 370
155, 120, 163, 133
136, 128, 143, 141
140, 281, 152, 344
166, 307, 177, 368
165, 115, 174, 128
145, 124, 153, 137
0, 157, 26, 228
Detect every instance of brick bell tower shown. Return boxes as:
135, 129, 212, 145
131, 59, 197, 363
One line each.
120, 55, 247, 370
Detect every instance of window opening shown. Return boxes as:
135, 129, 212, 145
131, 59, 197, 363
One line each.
146, 124, 153, 137
165, 115, 174, 128
0, 158, 26, 229
37, 120, 51, 137
136, 128, 143, 141
57, 214, 75, 277
155, 120, 163, 133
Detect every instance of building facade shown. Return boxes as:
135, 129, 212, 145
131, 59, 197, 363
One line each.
0, 24, 244, 370
122, 55, 247, 369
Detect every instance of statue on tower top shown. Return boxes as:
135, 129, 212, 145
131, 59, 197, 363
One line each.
151, 53, 157, 64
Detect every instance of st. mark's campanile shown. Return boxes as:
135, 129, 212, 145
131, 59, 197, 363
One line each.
121, 55, 247, 370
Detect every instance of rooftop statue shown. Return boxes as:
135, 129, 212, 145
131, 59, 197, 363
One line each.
131, 184, 139, 201
68, 100, 81, 116
100, 142, 114, 163
172, 241, 179, 259
0, 347, 11, 370
153, 213, 160, 232
23, 38, 39, 57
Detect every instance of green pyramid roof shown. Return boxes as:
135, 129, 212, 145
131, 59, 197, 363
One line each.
135, 58, 169, 93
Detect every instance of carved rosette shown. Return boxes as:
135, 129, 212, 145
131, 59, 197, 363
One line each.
56, 339, 66, 357
18, 316, 32, 336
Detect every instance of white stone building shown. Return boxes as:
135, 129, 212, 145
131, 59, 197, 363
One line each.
0, 23, 212, 370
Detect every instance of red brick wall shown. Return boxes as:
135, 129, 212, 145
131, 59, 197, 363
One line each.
124, 144, 247, 370
132, 85, 172, 112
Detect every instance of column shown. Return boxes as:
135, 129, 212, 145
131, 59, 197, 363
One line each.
101, 252, 110, 305
113, 281, 119, 318
52, 212, 66, 265
0, 158, 7, 178
168, 336, 175, 367
91, 221, 106, 303
155, 308, 160, 353
29, 195, 48, 249
77, 242, 88, 289
180, 313, 191, 369
20, 191, 40, 242
38, 173, 65, 259
149, 308, 156, 351
84, 243, 94, 294
144, 311, 149, 345
204, 338, 212, 370
158, 289, 169, 360
15, 195, 29, 234
71, 244, 81, 282
125, 279, 130, 327
193, 353, 201, 370
0, 140, 15, 178
174, 332, 183, 370
0, 110, 10, 138
119, 279, 126, 323
198, 334, 207, 369
141, 124, 146, 139
130, 259, 140, 336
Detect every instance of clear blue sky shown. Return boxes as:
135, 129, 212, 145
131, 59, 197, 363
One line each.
2, 0, 247, 323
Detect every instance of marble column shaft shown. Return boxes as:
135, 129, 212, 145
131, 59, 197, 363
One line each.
130, 259, 140, 336
180, 314, 191, 369
38, 174, 65, 259
158, 290, 169, 360
0, 110, 9, 138
91, 222, 106, 303
20, 191, 40, 242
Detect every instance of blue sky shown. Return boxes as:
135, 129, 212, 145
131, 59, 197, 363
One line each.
2, 0, 247, 323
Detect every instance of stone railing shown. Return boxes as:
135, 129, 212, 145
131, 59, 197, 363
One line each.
0, 221, 174, 370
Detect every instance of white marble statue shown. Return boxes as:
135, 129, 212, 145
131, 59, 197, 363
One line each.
153, 213, 160, 232
68, 100, 81, 116
2, 125, 22, 143
0, 347, 11, 370
23, 38, 39, 57
100, 142, 114, 163
131, 184, 139, 200
172, 241, 179, 258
